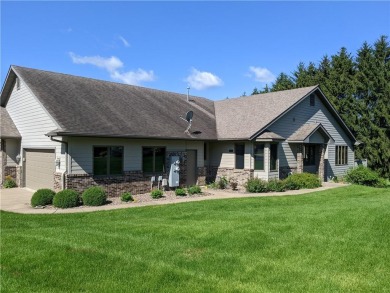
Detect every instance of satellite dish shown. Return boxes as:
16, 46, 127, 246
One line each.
179, 111, 194, 135
185, 111, 193, 122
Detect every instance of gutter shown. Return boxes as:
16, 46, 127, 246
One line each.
49, 136, 68, 190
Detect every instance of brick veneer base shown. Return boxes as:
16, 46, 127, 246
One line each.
65, 171, 173, 197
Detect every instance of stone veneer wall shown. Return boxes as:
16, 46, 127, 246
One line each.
2, 166, 22, 187
54, 172, 63, 192
65, 171, 159, 197
317, 144, 325, 182
207, 167, 253, 187
197, 167, 206, 185
296, 144, 304, 174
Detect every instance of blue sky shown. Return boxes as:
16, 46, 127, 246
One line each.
1, 1, 389, 100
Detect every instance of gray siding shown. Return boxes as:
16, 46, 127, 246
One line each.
268, 94, 354, 179
6, 79, 66, 172
68, 137, 204, 174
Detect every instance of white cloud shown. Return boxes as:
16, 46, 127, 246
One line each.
185, 68, 223, 90
110, 69, 155, 85
69, 52, 123, 72
248, 66, 275, 83
118, 35, 130, 47
69, 52, 155, 85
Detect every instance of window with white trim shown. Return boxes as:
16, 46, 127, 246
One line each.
335, 145, 348, 165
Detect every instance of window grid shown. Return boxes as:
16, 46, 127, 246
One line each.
335, 145, 348, 165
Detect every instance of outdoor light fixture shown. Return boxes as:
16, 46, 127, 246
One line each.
16, 154, 21, 164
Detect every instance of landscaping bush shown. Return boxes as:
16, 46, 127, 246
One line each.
187, 185, 202, 195
175, 188, 187, 196
267, 179, 286, 192
151, 189, 163, 199
284, 173, 321, 189
207, 181, 219, 189
53, 189, 80, 208
3, 175, 17, 188
229, 178, 238, 190
82, 186, 107, 206
345, 166, 381, 187
31, 189, 56, 207
121, 192, 134, 202
218, 176, 229, 189
245, 178, 268, 193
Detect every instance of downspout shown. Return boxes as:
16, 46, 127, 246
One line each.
50, 136, 68, 190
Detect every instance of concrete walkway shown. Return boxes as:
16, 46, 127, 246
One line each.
0, 182, 348, 215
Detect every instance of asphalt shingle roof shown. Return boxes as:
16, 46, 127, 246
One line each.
10, 66, 217, 140
0, 107, 21, 138
214, 86, 318, 140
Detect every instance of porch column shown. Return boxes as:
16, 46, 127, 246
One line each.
318, 144, 325, 182
296, 144, 303, 174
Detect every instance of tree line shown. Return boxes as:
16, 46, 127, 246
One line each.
251, 36, 389, 178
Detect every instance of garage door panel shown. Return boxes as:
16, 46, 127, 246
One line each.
25, 149, 55, 190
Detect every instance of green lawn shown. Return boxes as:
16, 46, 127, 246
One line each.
1, 185, 390, 292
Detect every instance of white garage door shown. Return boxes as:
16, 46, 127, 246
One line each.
25, 149, 55, 190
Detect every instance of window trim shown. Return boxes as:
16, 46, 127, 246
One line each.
270, 143, 278, 171
303, 145, 316, 166
142, 146, 166, 173
254, 143, 265, 171
93, 145, 124, 176
235, 143, 245, 169
335, 145, 348, 166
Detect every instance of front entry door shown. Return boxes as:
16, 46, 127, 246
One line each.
186, 150, 197, 186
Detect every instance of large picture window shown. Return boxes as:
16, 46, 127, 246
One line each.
93, 146, 123, 175
143, 147, 166, 173
270, 144, 278, 171
336, 145, 348, 165
254, 143, 264, 170
304, 145, 316, 166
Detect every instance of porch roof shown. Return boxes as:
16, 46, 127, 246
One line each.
287, 123, 333, 143
1, 107, 21, 138
255, 130, 285, 141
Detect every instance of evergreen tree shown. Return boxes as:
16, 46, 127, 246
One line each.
261, 84, 270, 93
293, 62, 318, 88
271, 73, 295, 92
251, 87, 259, 95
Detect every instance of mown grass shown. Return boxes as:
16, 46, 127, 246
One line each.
1, 185, 390, 292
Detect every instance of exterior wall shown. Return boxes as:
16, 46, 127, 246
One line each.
5, 79, 66, 187
268, 93, 355, 180
68, 137, 204, 174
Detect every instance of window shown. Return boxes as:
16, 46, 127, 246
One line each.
336, 145, 348, 165
304, 145, 316, 166
93, 146, 123, 175
204, 143, 207, 161
270, 144, 278, 171
310, 94, 315, 106
254, 143, 264, 170
235, 143, 245, 169
143, 147, 166, 173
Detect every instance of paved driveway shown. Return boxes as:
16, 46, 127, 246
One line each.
0, 183, 347, 214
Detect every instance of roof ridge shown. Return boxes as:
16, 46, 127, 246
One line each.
11, 65, 213, 102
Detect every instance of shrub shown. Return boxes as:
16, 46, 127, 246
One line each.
31, 189, 56, 207
218, 176, 229, 189
121, 192, 134, 202
229, 178, 238, 190
245, 178, 268, 193
82, 186, 107, 206
187, 185, 202, 195
375, 178, 390, 188
3, 175, 17, 188
345, 166, 381, 187
207, 181, 219, 189
267, 179, 286, 192
175, 188, 187, 196
151, 189, 163, 199
53, 189, 80, 208
284, 173, 321, 189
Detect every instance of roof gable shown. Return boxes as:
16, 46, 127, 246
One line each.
0, 107, 21, 138
214, 86, 318, 140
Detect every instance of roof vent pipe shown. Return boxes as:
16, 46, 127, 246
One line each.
187, 86, 190, 102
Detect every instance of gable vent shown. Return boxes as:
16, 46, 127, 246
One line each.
309, 94, 315, 106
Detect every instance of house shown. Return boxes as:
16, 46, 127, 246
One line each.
0, 66, 357, 195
